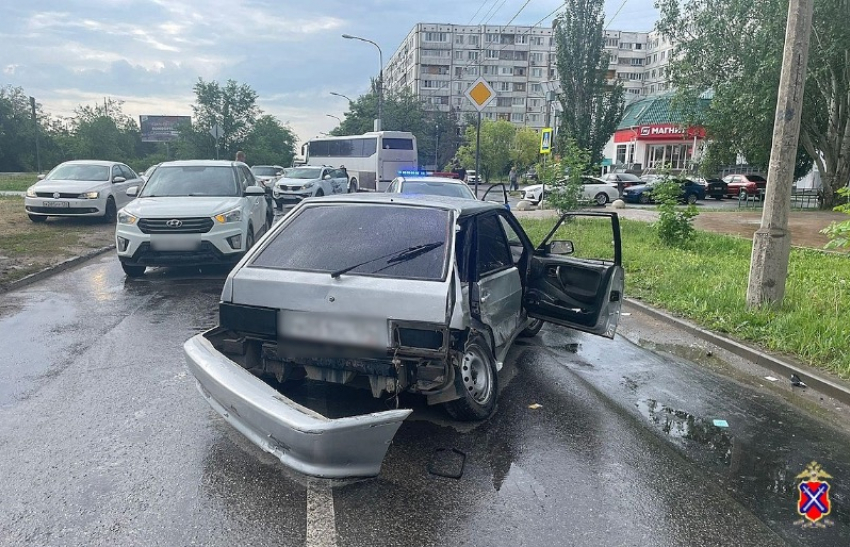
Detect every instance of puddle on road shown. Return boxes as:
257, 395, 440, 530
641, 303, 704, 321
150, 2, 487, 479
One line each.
636, 398, 734, 465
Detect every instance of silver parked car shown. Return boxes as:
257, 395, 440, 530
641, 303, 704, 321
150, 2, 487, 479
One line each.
184, 194, 624, 478
24, 160, 142, 223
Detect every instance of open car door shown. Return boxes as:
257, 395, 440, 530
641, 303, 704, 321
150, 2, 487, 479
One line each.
481, 183, 510, 210
524, 212, 624, 338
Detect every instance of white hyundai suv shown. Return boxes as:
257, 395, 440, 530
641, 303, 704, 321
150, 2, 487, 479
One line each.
115, 160, 270, 277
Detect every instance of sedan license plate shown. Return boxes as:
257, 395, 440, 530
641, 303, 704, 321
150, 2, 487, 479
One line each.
280, 312, 388, 348
150, 235, 201, 251
42, 201, 69, 208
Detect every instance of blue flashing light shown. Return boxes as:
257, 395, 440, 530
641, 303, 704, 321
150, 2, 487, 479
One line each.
398, 169, 431, 177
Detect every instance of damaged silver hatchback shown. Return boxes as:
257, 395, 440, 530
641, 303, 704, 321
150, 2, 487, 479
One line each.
184, 194, 623, 478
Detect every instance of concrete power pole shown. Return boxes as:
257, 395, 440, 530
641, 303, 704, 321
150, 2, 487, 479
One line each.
746, 0, 814, 308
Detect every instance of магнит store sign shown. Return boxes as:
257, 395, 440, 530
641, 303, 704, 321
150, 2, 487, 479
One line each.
613, 124, 706, 142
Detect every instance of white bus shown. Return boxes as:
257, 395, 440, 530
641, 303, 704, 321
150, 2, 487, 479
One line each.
305, 131, 418, 192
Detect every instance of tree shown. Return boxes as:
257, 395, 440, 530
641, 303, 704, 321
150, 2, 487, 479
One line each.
186, 78, 260, 159
656, 0, 850, 208
511, 127, 541, 172
456, 119, 516, 182
553, 0, 625, 166
0, 86, 42, 171
70, 98, 141, 164
244, 115, 297, 166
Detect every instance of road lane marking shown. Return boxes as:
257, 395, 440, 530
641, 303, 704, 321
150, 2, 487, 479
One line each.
306, 482, 337, 547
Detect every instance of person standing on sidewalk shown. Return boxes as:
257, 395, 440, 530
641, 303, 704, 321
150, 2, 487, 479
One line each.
509, 166, 518, 191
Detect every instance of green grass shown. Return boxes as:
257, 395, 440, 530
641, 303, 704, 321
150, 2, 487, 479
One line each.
519, 217, 850, 379
0, 173, 38, 192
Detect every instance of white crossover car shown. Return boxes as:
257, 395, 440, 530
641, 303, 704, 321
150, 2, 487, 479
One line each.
25, 160, 142, 223
183, 194, 624, 478
115, 160, 270, 277
522, 176, 620, 206
272, 165, 349, 208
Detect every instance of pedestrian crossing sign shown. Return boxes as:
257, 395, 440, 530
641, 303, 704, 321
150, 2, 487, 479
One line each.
540, 128, 553, 154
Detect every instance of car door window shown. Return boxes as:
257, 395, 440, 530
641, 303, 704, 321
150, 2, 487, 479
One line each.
118, 165, 134, 180
498, 215, 525, 265
476, 214, 513, 277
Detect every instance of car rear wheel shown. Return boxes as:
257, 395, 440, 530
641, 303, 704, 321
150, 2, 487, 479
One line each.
638, 193, 650, 204
519, 317, 544, 338
121, 263, 146, 277
348, 178, 358, 193
739, 189, 748, 198
315, 189, 324, 197
444, 335, 498, 421
686, 193, 698, 205
594, 192, 609, 206
28, 214, 47, 223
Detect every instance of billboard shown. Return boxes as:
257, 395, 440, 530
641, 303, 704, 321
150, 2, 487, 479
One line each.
140, 115, 191, 143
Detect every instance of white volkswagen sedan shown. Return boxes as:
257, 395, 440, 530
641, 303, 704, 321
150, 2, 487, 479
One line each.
522, 176, 620, 206
272, 165, 349, 208
24, 160, 142, 223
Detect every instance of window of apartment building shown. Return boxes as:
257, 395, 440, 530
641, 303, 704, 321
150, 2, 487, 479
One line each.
628, 88, 641, 95
629, 73, 642, 80
497, 97, 512, 107
531, 36, 544, 46
548, 68, 556, 78
454, 67, 463, 78
605, 37, 619, 47
482, 65, 496, 75
467, 66, 479, 76
649, 85, 656, 94
530, 52, 544, 64
635, 43, 643, 50
609, 54, 618, 63
454, 50, 464, 61
631, 58, 644, 66
424, 32, 447, 42
617, 73, 628, 80
661, 51, 666, 61
500, 34, 515, 45
499, 66, 514, 75
512, 97, 525, 106
422, 80, 449, 88
620, 42, 632, 49
486, 49, 499, 59
486, 33, 500, 42
454, 82, 464, 94
498, 82, 512, 92
423, 65, 449, 75
513, 82, 526, 92
469, 35, 480, 46
528, 114, 540, 122
422, 49, 450, 58
653, 54, 657, 64
651, 69, 657, 78
548, 37, 554, 46
454, 35, 464, 45
529, 98, 541, 108
454, 97, 463, 106
530, 83, 543, 93
468, 51, 479, 61
515, 67, 526, 76
531, 67, 543, 78
515, 34, 527, 45
511, 113, 524, 122
484, 112, 495, 120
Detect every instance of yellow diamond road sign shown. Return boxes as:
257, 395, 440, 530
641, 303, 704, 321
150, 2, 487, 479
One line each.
465, 77, 496, 111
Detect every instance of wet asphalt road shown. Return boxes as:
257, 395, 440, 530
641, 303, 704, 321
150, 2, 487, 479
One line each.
1, 253, 848, 547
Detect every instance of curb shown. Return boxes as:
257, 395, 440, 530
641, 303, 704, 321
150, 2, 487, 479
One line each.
0, 245, 115, 293
624, 298, 850, 407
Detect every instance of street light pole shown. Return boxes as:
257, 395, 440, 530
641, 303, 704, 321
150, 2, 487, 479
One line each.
330, 91, 353, 103
342, 34, 383, 132
326, 114, 342, 123
434, 123, 439, 169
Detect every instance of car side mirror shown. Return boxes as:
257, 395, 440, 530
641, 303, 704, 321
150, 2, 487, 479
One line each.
244, 186, 266, 196
323, 174, 332, 180
113, 176, 126, 183
548, 240, 574, 255
126, 186, 138, 197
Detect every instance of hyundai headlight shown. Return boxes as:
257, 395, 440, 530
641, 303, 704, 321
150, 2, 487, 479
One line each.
302, 181, 315, 189
78, 191, 99, 199
214, 209, 242, 223
117, 211, 137, 224
26, 187, 36, 198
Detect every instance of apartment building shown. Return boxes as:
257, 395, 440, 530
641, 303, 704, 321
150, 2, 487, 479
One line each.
383, 23, 672, 130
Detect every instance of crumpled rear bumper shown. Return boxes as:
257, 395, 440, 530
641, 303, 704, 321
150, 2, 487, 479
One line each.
184, 332, 411, 478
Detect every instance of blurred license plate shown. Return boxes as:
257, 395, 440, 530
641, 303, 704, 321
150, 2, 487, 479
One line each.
280, 312, 388, 348
151, 235, 201, 251
42, 201, 69, 208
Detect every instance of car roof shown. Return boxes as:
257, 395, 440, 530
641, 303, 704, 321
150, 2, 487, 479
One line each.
59, 160, 120, 166
398, 176, 466, 185
298, 192, 503, 216
157, 160, 241, 168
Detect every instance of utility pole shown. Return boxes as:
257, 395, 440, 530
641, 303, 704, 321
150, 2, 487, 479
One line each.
29, 96, 41, 173
746, 0, 814, 308
475, 112, 481, 197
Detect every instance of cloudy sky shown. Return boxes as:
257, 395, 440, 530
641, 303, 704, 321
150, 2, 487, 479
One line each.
1, 0, 658, 147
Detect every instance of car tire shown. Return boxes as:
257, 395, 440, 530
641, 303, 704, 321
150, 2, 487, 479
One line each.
686, 193, 698, 205
315, 189, 324, 197
28, 214, 47, 223
444, 335, 498, 421
739, 189, 748, 199
102, 198, 117, 223
275, 199, 283, 210
714, 196, 723, 201
121, 263, 146, 277
518, 317, 544, 338
245, 226, 255, 250
594, 193, 609, 206
348, 178, 358, 193
638, 193, 650, 204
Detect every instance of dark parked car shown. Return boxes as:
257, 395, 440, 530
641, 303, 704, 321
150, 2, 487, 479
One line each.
722, 174, 767, 198
704, 178, 728, 200
622, 178, 706, 204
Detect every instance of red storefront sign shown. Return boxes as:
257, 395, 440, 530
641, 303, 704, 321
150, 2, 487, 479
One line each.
614, 124, 706, 143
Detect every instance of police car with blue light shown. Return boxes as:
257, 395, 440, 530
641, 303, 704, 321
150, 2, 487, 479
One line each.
388, 170, 510, 209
